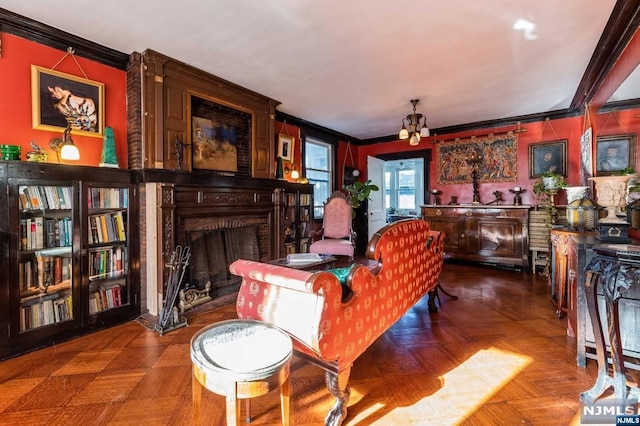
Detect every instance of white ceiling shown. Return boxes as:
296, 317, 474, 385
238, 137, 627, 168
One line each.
1, 1, 622, 139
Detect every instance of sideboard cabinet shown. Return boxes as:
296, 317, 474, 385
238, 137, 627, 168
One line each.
421, 205, 530, 268
0, 162, 139, 359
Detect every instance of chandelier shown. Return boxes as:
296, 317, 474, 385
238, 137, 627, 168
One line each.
398, 99, 430, 146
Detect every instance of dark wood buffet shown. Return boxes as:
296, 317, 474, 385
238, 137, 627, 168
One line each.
421, 205, 530, 269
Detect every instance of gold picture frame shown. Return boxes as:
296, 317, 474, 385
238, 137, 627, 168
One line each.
31, 65, 105, 137
277, 134, 294, 162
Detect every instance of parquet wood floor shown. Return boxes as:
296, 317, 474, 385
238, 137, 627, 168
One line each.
0, 262, 613, 425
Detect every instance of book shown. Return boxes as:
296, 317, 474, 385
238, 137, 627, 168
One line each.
286, 253, 321, 264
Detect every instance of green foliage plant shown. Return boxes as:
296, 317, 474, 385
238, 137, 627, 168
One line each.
343, 179, 379, 209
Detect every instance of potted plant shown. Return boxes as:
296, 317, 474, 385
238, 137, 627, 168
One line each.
540, 171, 567, 191
533, 172, 567, 222
343, 179, 379, 210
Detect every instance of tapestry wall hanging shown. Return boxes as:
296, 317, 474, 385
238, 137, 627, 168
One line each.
436, 134, 518, 184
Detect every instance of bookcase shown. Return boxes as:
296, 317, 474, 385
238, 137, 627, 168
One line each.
0, 162, 139, 359
281, 183, 314, 256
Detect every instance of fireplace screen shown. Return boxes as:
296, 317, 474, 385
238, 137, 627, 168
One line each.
186, 225, 260, 297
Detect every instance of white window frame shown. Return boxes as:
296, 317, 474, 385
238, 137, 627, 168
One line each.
305, 137, 334, 219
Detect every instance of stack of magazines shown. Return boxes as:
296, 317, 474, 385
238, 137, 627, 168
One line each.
286, 253, 321, 264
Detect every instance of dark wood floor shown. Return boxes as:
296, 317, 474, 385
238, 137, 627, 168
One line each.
0, 261, 618, 425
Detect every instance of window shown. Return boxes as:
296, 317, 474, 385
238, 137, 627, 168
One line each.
305, 137, 333, 218
384, 159, 424, 213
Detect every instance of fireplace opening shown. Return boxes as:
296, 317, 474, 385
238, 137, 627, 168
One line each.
186, 224, 260, 300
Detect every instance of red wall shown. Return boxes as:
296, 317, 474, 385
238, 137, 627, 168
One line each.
275, 122, 302, 182
0, 34, 127, 167
355, 111, 640, 206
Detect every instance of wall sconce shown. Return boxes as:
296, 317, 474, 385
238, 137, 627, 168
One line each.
50, 124, 80, 163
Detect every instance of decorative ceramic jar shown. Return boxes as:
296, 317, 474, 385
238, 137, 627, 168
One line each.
565, 186, 589, 204
589, 175, 636, 242
588, 175, 636, 223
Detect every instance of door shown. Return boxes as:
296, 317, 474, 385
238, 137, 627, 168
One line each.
367, 155, 385, 240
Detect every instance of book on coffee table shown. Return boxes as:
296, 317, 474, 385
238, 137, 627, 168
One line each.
286, 253, 321, 264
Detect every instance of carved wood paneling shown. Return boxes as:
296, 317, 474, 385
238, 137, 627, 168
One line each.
130, 49, 279, 177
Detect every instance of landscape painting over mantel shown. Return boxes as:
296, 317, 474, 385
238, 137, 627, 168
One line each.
190, 95, 252, 174
436, 135, 518, 184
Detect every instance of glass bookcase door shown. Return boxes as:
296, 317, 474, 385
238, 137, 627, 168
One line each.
86, 185, 130, 314
18, 185, 74, 331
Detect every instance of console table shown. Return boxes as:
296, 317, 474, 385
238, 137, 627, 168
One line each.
581, 246, 640, 407
421, 205, 529, 269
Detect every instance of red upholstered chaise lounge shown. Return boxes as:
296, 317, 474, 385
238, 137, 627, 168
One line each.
229, 219, 444, 425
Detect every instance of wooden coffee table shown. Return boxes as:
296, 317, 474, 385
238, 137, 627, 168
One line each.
268, 254, 336, 271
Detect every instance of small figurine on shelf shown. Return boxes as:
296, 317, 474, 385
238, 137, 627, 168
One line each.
25, 141, 47, 162
99, 127, 119, 168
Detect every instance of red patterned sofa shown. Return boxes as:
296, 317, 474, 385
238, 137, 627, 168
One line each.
229, 219, 444, 425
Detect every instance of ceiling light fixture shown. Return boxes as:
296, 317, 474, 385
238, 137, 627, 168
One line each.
399, 99, 429, 146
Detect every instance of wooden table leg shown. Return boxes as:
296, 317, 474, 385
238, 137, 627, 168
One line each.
226, 384, 240, 426
280, 374, 290, 426
192, 368, 202, 426
245, 399, 251, 423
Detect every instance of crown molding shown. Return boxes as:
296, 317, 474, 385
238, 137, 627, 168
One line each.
0, 7, 129, 70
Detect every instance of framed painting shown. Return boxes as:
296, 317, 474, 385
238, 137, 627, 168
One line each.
595, 134, 637, 176
190, 93, 252, 174
31, 65, 105, 137
278, 134, 294, 162
192, 116, 238, 173
528, 140, 567, 178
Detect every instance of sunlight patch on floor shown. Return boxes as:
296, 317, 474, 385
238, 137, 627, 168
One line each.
374, 347, 532, 425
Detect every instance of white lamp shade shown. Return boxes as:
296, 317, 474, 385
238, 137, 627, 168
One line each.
409, 134, 420, 146
399, 128, 409, 140
420, 126, 430, 137
61, 144, 80, 160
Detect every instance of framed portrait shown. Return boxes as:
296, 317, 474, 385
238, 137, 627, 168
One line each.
595, 134, 637, 176
277, 134, 294, 162
528, 140, 567, 178
31, 65, 105, 138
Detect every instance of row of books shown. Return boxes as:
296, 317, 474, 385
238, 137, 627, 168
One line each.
89, 246, 126, 280
20, 252, 72, 291
88, 211, 126, 244
19, 185, 72, 211
89, 284, 124, 314
300, 194, 311, 205
88, 187, 129, 209
20, 293, 72, 331
20, 217, 72, 251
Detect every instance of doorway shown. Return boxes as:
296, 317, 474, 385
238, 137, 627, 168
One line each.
374, 149, 432, 224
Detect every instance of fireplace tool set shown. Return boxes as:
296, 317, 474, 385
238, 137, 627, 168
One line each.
155, 245, 190, 334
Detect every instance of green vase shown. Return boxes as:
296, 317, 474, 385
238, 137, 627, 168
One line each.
276, 157, 284, 180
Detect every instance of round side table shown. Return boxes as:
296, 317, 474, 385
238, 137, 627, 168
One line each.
190, 319, 293, 426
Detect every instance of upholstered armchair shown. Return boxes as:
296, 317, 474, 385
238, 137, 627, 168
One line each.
309, 191, 355, 259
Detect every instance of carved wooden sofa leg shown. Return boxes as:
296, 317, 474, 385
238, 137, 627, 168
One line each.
428, 288, 439, 312
324, 367, 351, 426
